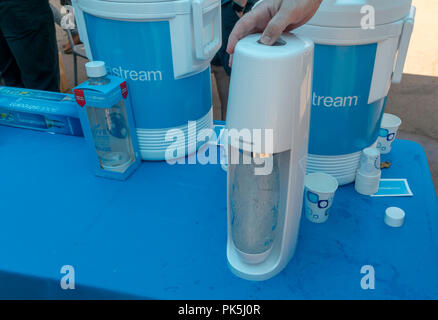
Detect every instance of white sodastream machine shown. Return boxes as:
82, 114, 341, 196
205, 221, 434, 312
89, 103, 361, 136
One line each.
226, 34, 314, 281
72, 0, 221, 160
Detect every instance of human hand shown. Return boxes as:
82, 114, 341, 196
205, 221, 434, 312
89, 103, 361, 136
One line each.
227, 0, 322, 57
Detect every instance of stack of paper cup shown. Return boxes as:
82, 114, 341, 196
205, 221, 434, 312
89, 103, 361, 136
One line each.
355, 147, 381, 195
306, 152, 362, 185
376, 113, 402, 154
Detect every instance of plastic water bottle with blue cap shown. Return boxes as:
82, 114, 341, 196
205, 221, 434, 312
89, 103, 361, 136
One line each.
85, 61, 134, 170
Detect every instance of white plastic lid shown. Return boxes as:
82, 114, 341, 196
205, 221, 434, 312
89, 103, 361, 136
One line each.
234, 33, 314, 60
384, 207, 405, 228
307, 0, 412, 28
76, 0, 197, 19
85, 61, 107, 78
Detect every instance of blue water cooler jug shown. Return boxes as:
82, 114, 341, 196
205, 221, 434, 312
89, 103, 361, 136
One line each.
72, 0, 221, 160
295, 0, 415, 185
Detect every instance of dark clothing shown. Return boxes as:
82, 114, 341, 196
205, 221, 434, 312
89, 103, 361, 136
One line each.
0, 0, 59, 91
212, 0, 255, 76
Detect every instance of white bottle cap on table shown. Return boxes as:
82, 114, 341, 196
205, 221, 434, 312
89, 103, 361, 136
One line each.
85, 61, 107, 78
384, 207, 405, 227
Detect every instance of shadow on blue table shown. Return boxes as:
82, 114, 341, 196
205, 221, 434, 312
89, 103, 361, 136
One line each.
0, 271, 140, 299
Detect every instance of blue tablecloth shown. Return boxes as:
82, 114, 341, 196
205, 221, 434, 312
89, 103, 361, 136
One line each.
0, 125, 437, 299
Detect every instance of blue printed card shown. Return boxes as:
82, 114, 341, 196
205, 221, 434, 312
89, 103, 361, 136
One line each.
371, 179, 413, 197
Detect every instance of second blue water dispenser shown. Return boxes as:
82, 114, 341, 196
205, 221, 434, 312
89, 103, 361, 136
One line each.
72, 0, 221, 160
295, 0, 415, 185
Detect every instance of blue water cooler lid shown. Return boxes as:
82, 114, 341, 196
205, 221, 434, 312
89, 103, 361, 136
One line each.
307, 0, 412, 28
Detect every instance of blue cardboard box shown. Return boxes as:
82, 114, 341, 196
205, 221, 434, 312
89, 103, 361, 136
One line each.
0, 86, 83, 136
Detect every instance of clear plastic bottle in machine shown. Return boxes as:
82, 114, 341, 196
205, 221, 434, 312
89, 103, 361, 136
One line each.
230, 151, 280, 259
85, 61, 134, 171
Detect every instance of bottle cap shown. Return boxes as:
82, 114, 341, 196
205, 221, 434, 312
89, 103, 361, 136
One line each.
384, 207, 405, 227
85, 61, 107, 78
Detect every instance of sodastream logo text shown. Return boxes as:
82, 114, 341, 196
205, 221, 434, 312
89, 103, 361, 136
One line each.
106, 65, 163, 82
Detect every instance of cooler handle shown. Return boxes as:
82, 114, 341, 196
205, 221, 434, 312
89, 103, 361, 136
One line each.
192, 0, 222, 61
392, 6, 416, 84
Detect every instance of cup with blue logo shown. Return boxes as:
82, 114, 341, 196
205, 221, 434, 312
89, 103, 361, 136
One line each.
377, 113, 402, 154
304, 172, 339, 224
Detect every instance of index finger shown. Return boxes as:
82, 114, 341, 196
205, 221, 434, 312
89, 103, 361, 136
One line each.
226, 14, 257, 54
226, 7, 271, 54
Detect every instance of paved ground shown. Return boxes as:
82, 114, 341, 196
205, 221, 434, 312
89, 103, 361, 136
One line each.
52, 0, 437, 196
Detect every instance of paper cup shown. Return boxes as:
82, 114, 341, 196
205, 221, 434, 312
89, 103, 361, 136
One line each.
304, 173, 339, 223
359, 147, 381, 176
377, 113, 402, 154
